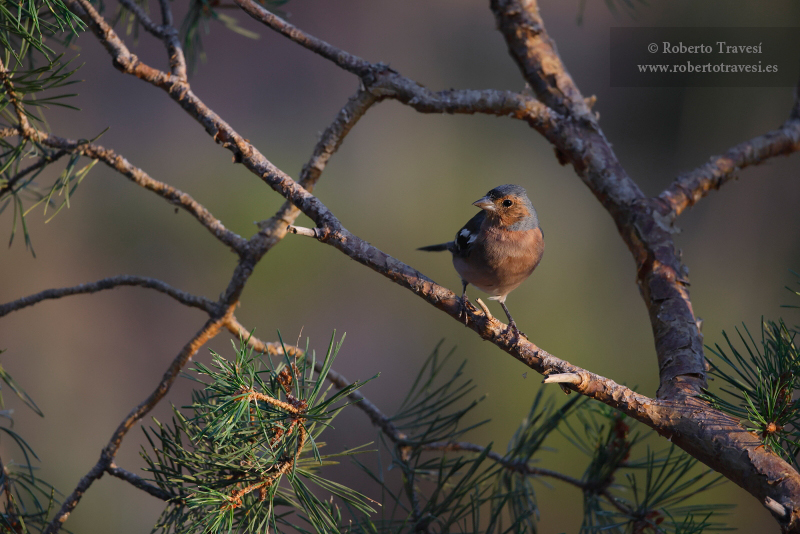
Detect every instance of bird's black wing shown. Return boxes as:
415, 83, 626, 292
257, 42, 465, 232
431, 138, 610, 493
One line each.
452, 210, 485, 258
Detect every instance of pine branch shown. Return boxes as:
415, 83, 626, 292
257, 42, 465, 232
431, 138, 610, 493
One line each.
139, 335, 376, 533
235, 326, 635, 523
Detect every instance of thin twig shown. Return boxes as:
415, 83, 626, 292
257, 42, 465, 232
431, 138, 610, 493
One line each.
158, 1, 186, 80
0, 275, 216, 318
42, 315, 229, 534
157, 0, 173, 27
421, 441, 582, 484
0, 57, 34, 137
257, 88, 381, 235
224, 315, 302, 356
0, 150, 68, 197
421, 440, 628, 516
234, 0, 372, 77
234, 0, 558, 129
106, 463, 174, 502
659, 119, 800, 217
217, 89, 383, 307
31, 131, 246, 253
116, 0, 163, 37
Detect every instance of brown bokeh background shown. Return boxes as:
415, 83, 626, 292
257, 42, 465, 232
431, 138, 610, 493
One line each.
2, 0, 800, 532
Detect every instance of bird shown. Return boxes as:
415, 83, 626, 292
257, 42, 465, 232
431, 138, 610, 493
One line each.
418, 184, 544, 337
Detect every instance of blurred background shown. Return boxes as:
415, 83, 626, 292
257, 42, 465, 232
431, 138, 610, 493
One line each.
2, 0, 800, 531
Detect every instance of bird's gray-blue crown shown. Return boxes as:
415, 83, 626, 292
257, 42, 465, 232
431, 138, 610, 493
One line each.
487, 184, 529, 201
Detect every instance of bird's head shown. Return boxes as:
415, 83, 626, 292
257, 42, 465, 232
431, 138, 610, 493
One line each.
472, 184, 539, 229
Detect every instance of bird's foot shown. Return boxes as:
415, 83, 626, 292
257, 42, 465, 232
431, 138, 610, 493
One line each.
459, 295, 472, 325
508, 321, 526, 341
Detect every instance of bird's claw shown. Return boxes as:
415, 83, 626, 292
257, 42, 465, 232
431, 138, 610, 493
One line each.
459, 295, 471, 325
508, 321, 526, 341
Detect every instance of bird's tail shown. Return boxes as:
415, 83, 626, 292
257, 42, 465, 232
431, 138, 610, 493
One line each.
418, 242, 453, 252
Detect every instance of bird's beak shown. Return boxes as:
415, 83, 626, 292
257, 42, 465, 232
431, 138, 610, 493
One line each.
473, 196, 496, 211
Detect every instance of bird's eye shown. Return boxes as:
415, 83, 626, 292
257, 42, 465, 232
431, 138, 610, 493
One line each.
502, 199, 513, 207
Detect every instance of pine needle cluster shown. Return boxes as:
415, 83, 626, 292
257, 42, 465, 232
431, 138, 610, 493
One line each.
141, 334, 377, 534
703, 318, 800, 464
0, 0, 85, 255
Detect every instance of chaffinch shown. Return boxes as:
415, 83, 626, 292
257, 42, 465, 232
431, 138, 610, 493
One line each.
419, 184, 544, 336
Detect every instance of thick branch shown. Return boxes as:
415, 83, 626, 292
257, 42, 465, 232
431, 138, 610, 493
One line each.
488, 0, 710, 404
0, 275, 215, 318
659, 119, 800, 217
490, 0, 591, 119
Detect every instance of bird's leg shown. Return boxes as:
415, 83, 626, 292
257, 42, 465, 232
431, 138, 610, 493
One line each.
459, 280, 470, 325
499, 300, 524, 340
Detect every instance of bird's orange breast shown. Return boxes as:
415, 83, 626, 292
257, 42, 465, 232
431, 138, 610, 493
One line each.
452, 226, 544, 299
